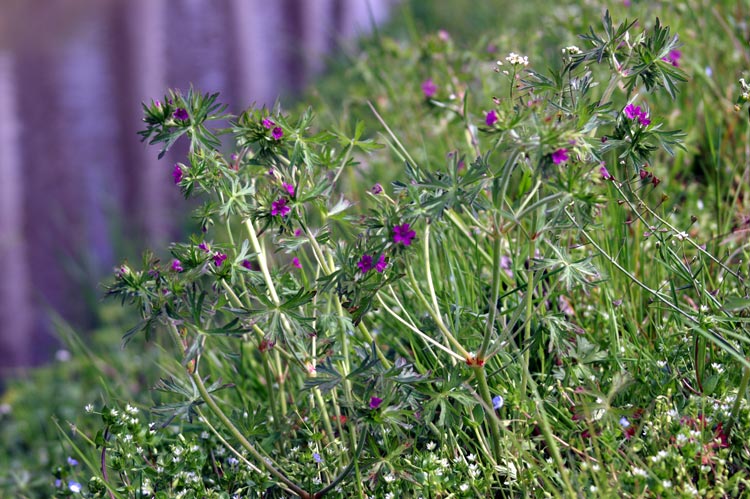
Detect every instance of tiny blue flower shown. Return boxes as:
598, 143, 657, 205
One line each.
492, 395, 504, 410
67, 456, 79, 466
313, 452, 322, 463
619, 416, 631, 428
68, 481, 82, 493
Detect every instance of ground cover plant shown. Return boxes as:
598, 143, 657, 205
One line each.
3, 1, 750, 497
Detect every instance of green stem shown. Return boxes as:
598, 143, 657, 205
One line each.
479, 216, 502, 359
312, 428, 368, 498
376, 294, 465, 362
406, 265, 470, 358
473, 366, 502, 463
523, 366, 577, 498
725, 360, 750, 436
166, 322, 309, 498
520, 266, 534, 397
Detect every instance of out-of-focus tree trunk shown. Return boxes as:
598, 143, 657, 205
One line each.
0, 52, 33, 372
0, 0, 396, 377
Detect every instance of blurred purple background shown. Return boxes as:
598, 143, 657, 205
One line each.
0, 0, 395, 374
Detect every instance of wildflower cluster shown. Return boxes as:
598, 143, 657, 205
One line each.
58, 7, 750, 499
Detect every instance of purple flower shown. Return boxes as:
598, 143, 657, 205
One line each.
375, 254, 387, 273
492, 395, 504, 410
292, 257, 302, 269
551, 148, 569, 165
271, 198, 290, 217
172, 164, 183, 184
637, 114, 651, 126
171, 259, 184, 272
262, 117, 275, 129
294, 229, 303, 237
213, 252, 227, 267
485, 109, 499, 127
371, 183, 383, 195
67, 456, 79, 467
624, 104, 641, 120
313, 452, 323, 463
199, 242, 210, 252
393, 223, 416, 246
282, 182, 295, 196
272, 126, 284, 140
369, 396, 383, 409
421, 79, 437, 98
241, 259, 254, 270
662, 49, 681, 67
68, 481, 82, 493
357, 254, 374, 274
600, 165, 612, 180
619, 416, 631, 428
173, 108, 189, 121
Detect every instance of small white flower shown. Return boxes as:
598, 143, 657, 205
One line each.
385, 493, 395, 499
384, 473, 396, 483
563, 45, 582, 55
656, 360, 667, 368
459, 483, 469, 492
632, 467, 648, 478
466, 453, 476, 462
590, 485, 598, 493
591, 464, 600, 472
662, 480, 672, 488
505, 52, 530, 66
426, 441, 436, 451
84, 404, 94, 413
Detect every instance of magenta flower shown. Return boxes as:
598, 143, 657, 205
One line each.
357, 254, 374, 274
624, 104, 641, 120
393, 223, 416, 246
199, 242, 210, 252
292, 257, 302, 269
271, 198, 290, 217
375, 254, 387, 273
421, 79, 437, 98
369, 396, 383, 409
294, 229, 303, 237
600, 165, 612, 180
241, 259, 254, 270
173, 108, 189, 121
485, 109, 499, 127
282, 182, 295, 196
371, 183, 383, 195
172, 164, 183, 184
272, 126, 284, 140
171, 259, 184, 272
262, 117, 275, 129
213, 252, 227, 267
551, 148, 569, 165
662, 49, 681, 67
624, 104, 650, 126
